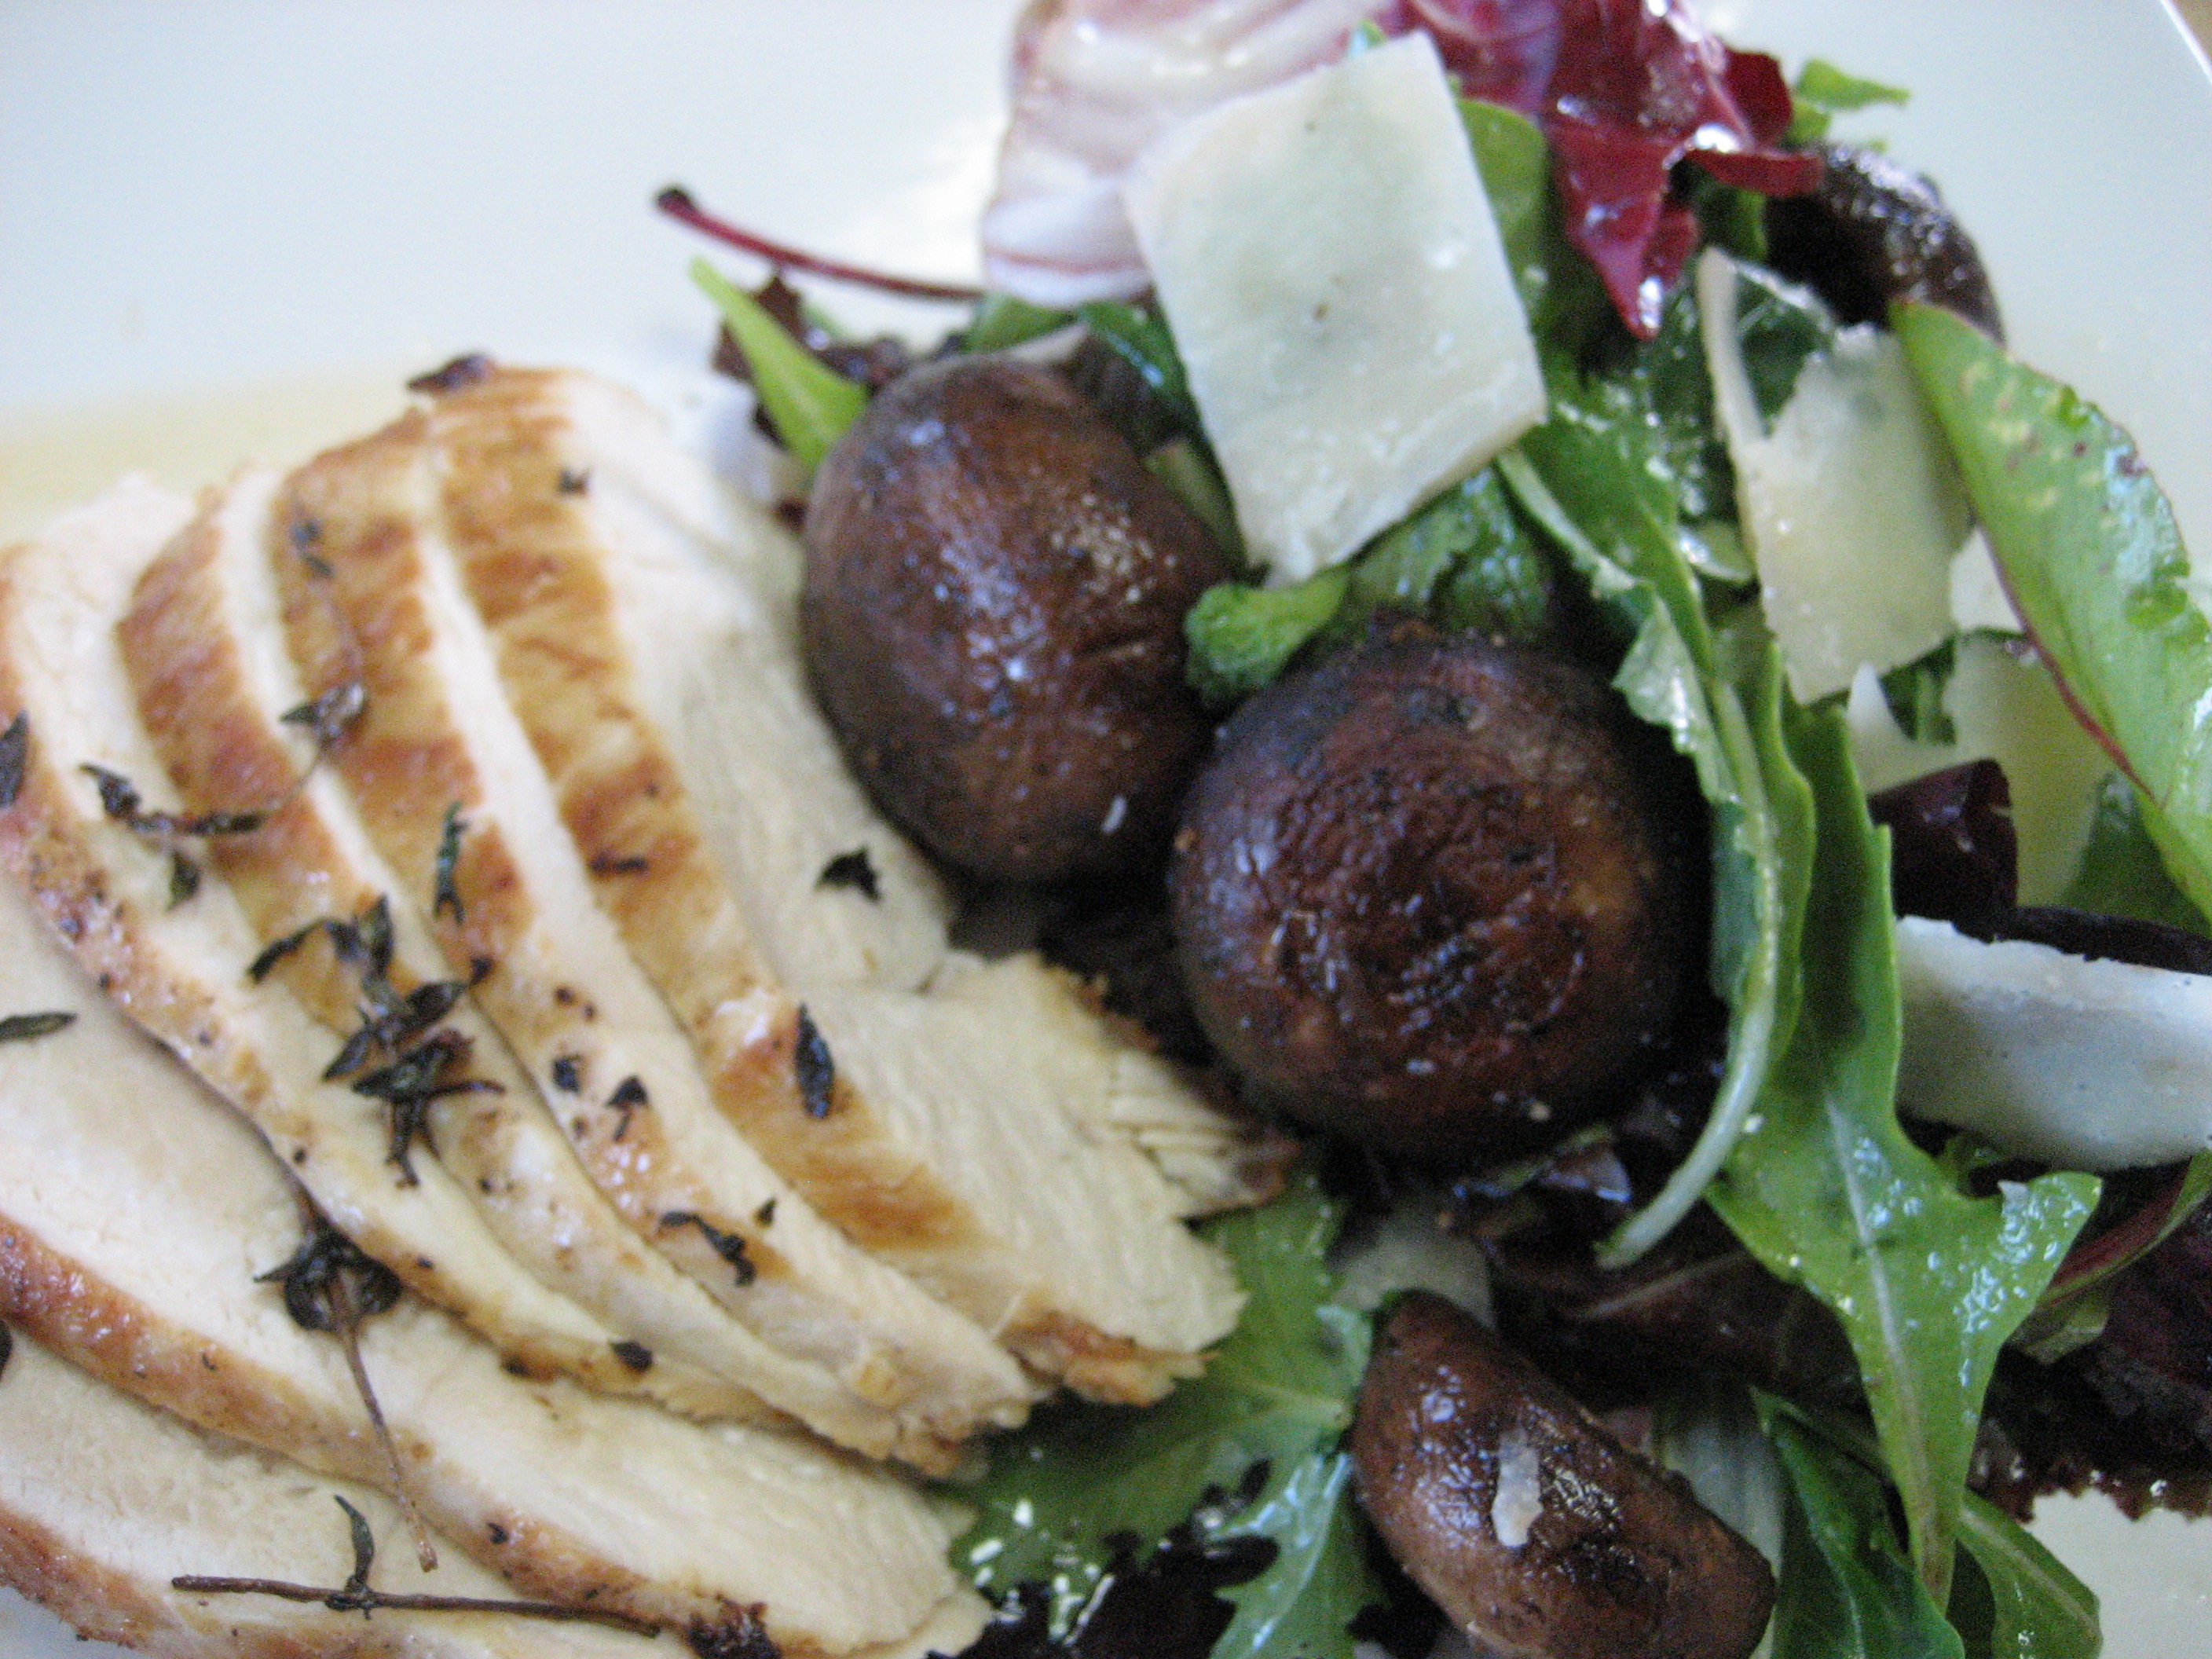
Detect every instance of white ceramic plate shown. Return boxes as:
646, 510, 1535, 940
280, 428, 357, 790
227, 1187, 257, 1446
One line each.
0, 2, 2207, 1654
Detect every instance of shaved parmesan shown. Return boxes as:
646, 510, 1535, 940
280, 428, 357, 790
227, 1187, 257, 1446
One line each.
1896, 916, 2212, 1170
1122, 33, 1544, 583
1698, 250, 1968, 701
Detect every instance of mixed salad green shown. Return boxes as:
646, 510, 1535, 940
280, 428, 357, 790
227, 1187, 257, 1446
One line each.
693, 46, 2212, 1659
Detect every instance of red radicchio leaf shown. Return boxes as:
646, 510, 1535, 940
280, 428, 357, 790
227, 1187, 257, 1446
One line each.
1402, 0, 1822, 336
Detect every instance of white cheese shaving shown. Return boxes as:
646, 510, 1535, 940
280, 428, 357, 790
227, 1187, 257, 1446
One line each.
1896, 915, 2212, 1170
1697, 250, 1968, 701
1122, 32, 1544, 584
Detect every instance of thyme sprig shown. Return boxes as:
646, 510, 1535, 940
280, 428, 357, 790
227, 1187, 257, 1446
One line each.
74, 684, 364, 908
171, 1494, 661, 1638
251, 895, 500, 1183
81, 763, 266, 906
256, 1210, 435, 1570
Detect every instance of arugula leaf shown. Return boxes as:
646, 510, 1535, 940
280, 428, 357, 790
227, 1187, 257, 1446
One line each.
2062, 775, 2211, 935
1785, 60, 1912, 145
1458, 100, 1614, 366
1763, 1402, 1963, 1659
690, 258, 867, 470
1733, 262, 1837, 430
1502, 386, 1816, 1269
1954, 1491, 2102, 1659
1078, 301, 1203, 435
1148, 437, 1244, 558
954, 1167, 1377, 1656
1760, 1398, 2100, 1659
1181, 467, 1558, 705
1709, 705, 2098, 1601
1895, 302, 2212, 917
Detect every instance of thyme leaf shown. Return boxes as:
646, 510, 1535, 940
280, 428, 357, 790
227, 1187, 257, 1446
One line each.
815, 848, 879, 900
793, 1006, 834, 1119
256, 1218, 403, 1333
0, 711, 28, 809
659, 1210, 757, 1287
607, 1075, 649, 1141
280, 679, 367, 753
289, 514, 332, 579
170, 1494, 662, 1636
433, 803, 467, 924
351, 1030, 498, 1183
0, 1010, 74, 1043
247, 921, 321, 984
688, 1607, 781, 1659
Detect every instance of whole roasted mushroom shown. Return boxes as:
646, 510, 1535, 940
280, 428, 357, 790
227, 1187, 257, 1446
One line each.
1352, 1292, 1775, 1659
1764, 143, 2004, 339
1169, 623, 1694, 1163
802, 355, 1232, 884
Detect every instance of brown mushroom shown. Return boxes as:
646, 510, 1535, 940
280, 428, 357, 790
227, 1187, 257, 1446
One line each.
801, 355, 1232, 884
1352, 1291, 1775, 1659
1764, 144, 2004, 339
1167, 623, 1695, 1163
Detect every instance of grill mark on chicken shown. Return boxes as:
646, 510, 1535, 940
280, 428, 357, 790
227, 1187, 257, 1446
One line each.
269, 419, 1034, 1447
421, 369, 1247, 1400
117, 471, 950, 1462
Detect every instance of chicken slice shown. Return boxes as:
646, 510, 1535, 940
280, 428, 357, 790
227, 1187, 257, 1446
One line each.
0, 1330, 697, 1659
119, 465, 940, 1463
269, 415, 1035, 1449
0, 862, 983, 1655
416, 366, 1249, 1400
0, 478, 713, 1414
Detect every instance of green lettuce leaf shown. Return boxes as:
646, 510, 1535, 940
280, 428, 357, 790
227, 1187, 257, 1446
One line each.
1710, 706, 2098, 1600
1181, 467, 1557, 705
690, 258, 867, 470
963, 293, 1074, 353
952, 1166, 1377, 1656
1895, 301, 2212, 917
1077, 299, 1204, 435
1182, 570, 1350, 707
1785, 60, 1911, 145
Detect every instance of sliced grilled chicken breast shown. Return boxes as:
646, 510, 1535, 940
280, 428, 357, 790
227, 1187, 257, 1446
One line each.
119, 467, 941, 1463
416, 367, 1245, 1399
269, 417, 1035, 1449
0, 1331, 689, 1659
0, 864, 981, 1655
0, 478, 704, 1411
